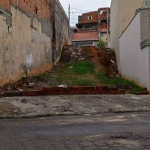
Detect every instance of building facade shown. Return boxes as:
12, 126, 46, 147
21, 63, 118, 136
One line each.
72, 7, 110, 46
72, 31, 99, 46
0, 0, 70, 86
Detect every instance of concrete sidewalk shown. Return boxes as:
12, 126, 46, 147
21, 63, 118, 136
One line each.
0, 94, 150, 118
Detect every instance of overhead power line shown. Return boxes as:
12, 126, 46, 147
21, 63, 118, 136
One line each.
70, 7, 91, 12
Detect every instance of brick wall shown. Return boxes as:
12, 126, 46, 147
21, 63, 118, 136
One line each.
98, 8, 110, 19
0, 0, 10, 11
0, 0, 51, 19
79, 11, 98, 24
98, 8, 110, 31
78, 8, 110, 25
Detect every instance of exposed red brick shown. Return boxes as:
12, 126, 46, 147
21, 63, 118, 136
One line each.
0, 86, 126, 97
79, 11, 98, 24
23, 90, 44, 96
0, 0, 10, 11
4, 91, 23, 97
0, 0, 51, 19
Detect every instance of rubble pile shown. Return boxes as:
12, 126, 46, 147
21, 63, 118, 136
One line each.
60, 45, 85, 63
60, 45, 101, 64
0, 76, 45, 94
97, 49, 119, 76
60, 45, 118, 76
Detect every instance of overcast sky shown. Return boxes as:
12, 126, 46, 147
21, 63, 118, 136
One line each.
59, 0, 111, 26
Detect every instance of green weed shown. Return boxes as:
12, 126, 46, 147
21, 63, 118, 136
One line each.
96, 73, 143, 94
73, 79, 95, 86
70, 61, 95, 75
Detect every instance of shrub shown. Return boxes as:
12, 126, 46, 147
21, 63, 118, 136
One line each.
97, 41, 106, 48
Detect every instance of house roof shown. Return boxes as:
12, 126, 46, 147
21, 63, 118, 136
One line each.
100, 29, 107, 32
71, 31, 99, 41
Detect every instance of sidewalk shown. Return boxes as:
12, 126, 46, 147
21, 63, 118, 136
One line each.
0, 94, 150, 118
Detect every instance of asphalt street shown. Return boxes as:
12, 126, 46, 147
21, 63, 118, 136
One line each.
0, 112, 150, 150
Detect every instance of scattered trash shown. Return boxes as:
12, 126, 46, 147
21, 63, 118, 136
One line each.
13, 110, 18, 113
69, 66, 73, 69
58, 85, 67, 88
29, 83, 35, 87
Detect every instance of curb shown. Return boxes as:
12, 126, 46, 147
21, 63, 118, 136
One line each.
0, 86, 125, 97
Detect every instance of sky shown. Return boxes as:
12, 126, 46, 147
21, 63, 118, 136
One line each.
59, 0, 111, 26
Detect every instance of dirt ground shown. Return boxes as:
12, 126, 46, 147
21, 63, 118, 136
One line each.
0, 45, 148, 94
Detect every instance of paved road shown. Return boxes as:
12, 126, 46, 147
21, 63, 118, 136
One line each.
0, 112, 150, 150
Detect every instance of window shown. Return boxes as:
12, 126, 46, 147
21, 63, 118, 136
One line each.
88, 16, 92, 20
85, 25, 90, 28
100, 10, 106, 15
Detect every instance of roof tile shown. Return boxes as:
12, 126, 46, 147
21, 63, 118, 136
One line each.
72, 31, 99, 41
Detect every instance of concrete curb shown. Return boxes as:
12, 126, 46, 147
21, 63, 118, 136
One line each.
1, 109, 150, 120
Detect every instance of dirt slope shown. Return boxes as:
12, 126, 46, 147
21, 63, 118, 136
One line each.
0, 45, 147, 94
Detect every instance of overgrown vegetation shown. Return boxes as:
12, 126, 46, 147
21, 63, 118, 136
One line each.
41, 61, 96, 87
96, 72, 143, 94
97, 41, 106, 48
70, 61, 95, 75
40, 60, 143, 94
73, 78, 95, 86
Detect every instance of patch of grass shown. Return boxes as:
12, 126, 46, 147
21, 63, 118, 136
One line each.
73, 79, 95, 86
96, 73, 143, 94
40, 72, 52, 78
70, 61, 95, 75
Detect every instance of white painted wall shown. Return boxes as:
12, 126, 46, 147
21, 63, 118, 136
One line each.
110, 0, 144, 71
110, 0, 120, 69
119, 12, 150, 91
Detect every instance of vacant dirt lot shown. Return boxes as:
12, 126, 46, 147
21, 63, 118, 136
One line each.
0, 46, 147, 94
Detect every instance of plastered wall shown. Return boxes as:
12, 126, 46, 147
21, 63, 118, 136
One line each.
0, 6, 52, 85
119, 11, 150, 91
110, 0, 144, 70
0, 0, 70, 85
51, 0, 71, 63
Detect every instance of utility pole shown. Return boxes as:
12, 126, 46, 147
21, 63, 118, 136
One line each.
149, 0, 150, 40
106, 8, 109, 48
98, 10, 100, 41
68, 4, 70, 24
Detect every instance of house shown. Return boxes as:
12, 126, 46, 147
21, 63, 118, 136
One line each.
111, 0, 150, 91
110, 0, 144, 70
72, 7, 110, 46
72, 31, 99, 46
71, 26, 78, 34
